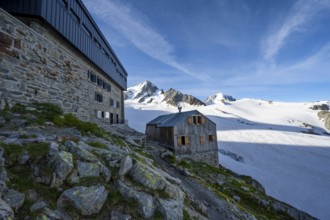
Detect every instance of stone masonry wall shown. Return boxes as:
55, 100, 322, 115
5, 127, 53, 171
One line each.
0, 9, 124, 124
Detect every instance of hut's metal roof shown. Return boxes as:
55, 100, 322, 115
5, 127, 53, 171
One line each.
147, 110, 202, 127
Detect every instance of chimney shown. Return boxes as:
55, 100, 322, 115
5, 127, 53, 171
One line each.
177, 101, 183, 113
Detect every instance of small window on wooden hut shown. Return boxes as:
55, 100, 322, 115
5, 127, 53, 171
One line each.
200, 135, 205, 144
198, 116, 205, 124
208, 134, 216, 142
178, 136, 189, 146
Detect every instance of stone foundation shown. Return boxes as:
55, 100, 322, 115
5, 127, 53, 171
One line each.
0, 9, 124, 124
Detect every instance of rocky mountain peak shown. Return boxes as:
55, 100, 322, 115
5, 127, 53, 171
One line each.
205, 93, 236, 104
163, 88, 205, 107
125, 80, 159, 101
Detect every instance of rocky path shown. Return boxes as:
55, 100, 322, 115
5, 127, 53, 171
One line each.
147, 146, 254, 220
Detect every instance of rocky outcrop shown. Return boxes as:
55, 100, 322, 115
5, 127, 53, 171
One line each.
57, 185, 108, 216
0, 199, 14, 219
318, 110, 330, 130
310, 104, 329, 111
163, 88, 205, 107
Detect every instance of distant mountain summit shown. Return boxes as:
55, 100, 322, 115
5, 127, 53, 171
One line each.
163, 88, 205, 106
125, 81, 205, 107
205, 93, 236, 105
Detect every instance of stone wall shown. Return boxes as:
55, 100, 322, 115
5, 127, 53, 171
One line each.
0, 9, 124, 124
178, 150, 219, 167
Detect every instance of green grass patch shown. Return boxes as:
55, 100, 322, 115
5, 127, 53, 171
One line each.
54, 113, 106, 137
87, 141, 107, 149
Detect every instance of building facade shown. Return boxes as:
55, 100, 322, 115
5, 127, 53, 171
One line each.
146, 110, 219, 167
0, 0, 127, 124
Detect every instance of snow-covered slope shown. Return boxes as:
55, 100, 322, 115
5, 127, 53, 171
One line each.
125, 82, 330, 220
205, 92, 236, 104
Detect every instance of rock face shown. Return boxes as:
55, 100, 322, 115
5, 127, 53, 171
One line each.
53, 151, 74, 179
57, 185, 108, 216
318, 110, 330, 130
163, 88, 205, 107
310, 104, 329, 111
125, 80, 159, 101
118, 155, 133, 176
0, 199, 14, 219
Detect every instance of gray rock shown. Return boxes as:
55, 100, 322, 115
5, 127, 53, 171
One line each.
118, 155, 133, 176
77, 161, 100, 178
116, 180, 155, 218
157, 198, 184, 220
130, 162, 166, 190
66, 169, 80, 184
54, 151, 73, 179
68, 143, 99, 162
36, 214, 51, 220
57, 185, 108, 216
233, 196, 241, 203
111, 211, 131, 220
43, 207, 62, 220
310, 104, 329, 111
30, 201, 47, 212
318, 111, 330, 130
99, 165, 111, 182
19, 152, 30, 165
64, 140, 77, 148
2, 189, 25, 211
160, 151, 173, 159
0, 99, 6, 111
0, 198, 14, 219
0, 116, 5, 126
49, 142, 59, 156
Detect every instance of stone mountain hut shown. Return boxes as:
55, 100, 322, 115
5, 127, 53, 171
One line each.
146, 110, 219, 166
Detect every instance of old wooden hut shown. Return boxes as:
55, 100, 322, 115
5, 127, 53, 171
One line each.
146, 110, 219, 166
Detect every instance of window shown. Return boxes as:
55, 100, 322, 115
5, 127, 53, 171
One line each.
188, 115, 205, 125
70, 8, 80, 23
97, 77, 103, 86
110, 98, 114, 107
177, 136, 189, 146
107, 83, 111, 92
200, 135, 205, 145
116, 101, 120, 109
105, 112, 110, 119
101, 111, 105, 118
95, 92, 103, 103
89, 71, 96, 82
82, 23, 92, 38
208, 134, 216, 142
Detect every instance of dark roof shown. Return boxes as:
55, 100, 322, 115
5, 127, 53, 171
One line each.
147, 110, 203, 127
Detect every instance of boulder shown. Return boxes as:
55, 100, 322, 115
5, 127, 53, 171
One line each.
57, 185, 108, 216
2, 189, 25, 211
54, 151, 73, 179
157, 198, 184, 220
111, 211, 131, 220
76, 161, 100, 178
30, 201, 47, 212
0, 198, 14, 219
129, 162, 166, 190
118, 155, 133, 176
116, 180, 155, 219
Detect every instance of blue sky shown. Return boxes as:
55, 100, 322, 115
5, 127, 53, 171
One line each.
83, 0, 330, 101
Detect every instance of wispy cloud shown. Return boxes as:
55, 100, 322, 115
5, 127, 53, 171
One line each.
262, 0, 330, 62
83, 0, 209, 81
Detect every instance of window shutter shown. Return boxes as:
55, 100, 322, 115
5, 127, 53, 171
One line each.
200, 135, 205, 144
185, 136, 189, 145
177, 136, 182, 146
187, 116, 193, 125
201, 116, 206, 125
